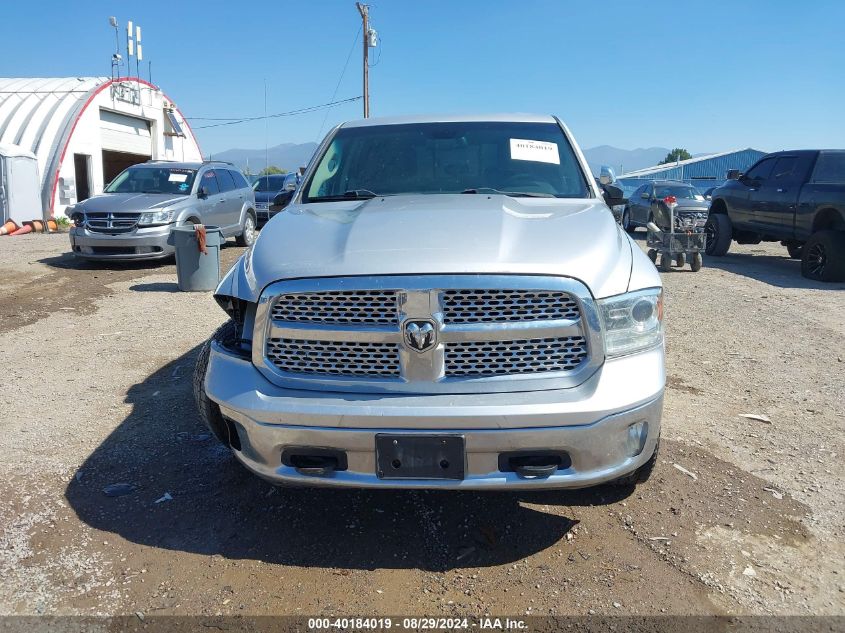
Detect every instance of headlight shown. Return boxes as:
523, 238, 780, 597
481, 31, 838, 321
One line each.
138, 209, 175, 226
598, 288, 663, 358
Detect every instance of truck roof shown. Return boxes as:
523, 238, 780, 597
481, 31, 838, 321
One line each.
340, 113, 558, 128
761, 149, 845, 157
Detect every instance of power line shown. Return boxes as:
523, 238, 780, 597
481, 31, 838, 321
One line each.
188, 96, 363, 129
316, 22, 363, 140
368, 35, 383, 67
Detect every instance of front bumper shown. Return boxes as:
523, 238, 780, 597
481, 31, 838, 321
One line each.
69, 225, 174, 260
205, 343, 664, 489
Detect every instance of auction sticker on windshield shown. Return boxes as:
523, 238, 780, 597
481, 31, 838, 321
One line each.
510, 138, 560, 165
168, 173, 189, 183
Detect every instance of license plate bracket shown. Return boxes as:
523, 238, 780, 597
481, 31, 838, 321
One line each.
375, 434, 465, 480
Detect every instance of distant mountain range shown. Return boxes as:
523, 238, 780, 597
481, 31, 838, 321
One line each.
210, 142, 695, 177
210, 142, 319, 176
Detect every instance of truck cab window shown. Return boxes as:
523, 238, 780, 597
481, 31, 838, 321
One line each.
743, 158, 776, 182
811, 152, 845, 183
771, 156, 797, 181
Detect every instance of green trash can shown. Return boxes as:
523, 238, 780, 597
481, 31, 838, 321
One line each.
169, 224, 223, 292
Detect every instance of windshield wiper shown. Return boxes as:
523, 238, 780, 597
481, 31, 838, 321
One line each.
309, 189, 380, 202
460, 187, 555, 198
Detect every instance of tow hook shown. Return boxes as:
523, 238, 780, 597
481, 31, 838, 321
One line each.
499, 451, 570, 479
282, 449, 348, 477
513, 463, 559, 479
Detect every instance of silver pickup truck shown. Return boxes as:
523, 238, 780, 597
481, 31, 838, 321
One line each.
194, 114, 665, 490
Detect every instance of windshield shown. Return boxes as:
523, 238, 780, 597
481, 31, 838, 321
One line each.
653, 185, 704, 201
303, 121, 590, 201
105, 167, 197, 195
253, 175, 288, 192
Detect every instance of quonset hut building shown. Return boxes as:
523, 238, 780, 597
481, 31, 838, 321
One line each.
617, 148, 766, 194
0, 77, 202, 220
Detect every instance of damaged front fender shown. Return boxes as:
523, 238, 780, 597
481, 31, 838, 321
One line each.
214, 248, 262, 306
213, 250, 260, 350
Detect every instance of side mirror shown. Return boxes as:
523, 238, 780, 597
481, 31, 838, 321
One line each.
726, 169, 742, 180
599, 165, 617, 185
197, 186, 209, 199
271, 190, 294, 210
602, 184, 627, 208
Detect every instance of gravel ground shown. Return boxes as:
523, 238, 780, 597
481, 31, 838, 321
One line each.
0, 231, 842, 619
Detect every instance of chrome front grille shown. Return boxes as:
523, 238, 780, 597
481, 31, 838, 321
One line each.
445, 336, 588, 377
256, 276, 603, 394
85, 212, 139, 233
442, 289, 580, 323
271, 290, 399, 325
266, 338, 400, 378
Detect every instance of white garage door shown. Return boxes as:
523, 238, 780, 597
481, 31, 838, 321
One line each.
99, 110, 152, 155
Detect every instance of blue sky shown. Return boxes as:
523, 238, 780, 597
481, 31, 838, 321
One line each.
1, 0, 843, 156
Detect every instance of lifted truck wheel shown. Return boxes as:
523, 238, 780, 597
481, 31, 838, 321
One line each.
193, 321, 239, 446
612, 439, 660, 487
705, 213, 732, 256
801, 230, 845, 282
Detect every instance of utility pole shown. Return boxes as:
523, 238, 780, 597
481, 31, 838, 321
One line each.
356, 2, 370, 118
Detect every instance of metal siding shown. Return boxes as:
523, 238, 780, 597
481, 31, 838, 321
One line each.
0, 77, 106, 213
618, 149, 767, 193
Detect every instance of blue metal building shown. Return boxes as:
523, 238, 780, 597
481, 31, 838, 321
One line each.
617, 148, 766, 194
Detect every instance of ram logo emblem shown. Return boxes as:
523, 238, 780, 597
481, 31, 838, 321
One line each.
403, 320, 437, 353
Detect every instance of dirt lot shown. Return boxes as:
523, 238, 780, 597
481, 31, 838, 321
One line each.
0, 232, 843, 621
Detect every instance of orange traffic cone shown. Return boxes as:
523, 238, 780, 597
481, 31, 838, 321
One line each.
9, 223, 33, 236
0, 220, 17, 235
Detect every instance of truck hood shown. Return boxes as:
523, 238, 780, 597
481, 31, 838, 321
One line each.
247, 194, 634, 299
77, 193, 187, 213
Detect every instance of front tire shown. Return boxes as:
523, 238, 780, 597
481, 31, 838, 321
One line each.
193, 321, 238, 446
622, 208, 634, 233
660, 253, 672, 272
236, 212, 256, 247
612, 439, 660, 487
705, 213, 732, 256
801, 230, 845, 282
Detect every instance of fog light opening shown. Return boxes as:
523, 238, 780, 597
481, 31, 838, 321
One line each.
625, 421, 648, 457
